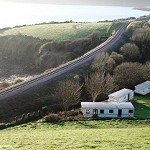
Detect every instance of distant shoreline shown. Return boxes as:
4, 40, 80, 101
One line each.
134, 7, 150, 12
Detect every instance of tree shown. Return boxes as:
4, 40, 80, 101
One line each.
53, 79, 82, 116
120, 43, 141, 62
131, 28, 150, 62
106, 57, 116, 74
91, 52, 109, 73
110, 52, 124, 65
87, 32, 100, 49
113, 62, 145, 89
143, 62, 150, 80
85, 72, 116, 102
131, 28, 150, 45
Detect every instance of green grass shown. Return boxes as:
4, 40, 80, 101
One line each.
0, 95, 149, 149
133, 95, 150, 119
0, 22, 113, 41
0, 120, 150, 150
108, 22, 124, 33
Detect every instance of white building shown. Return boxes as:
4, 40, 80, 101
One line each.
81, 102, 134, 118
108, 88, 134, 102
135, 81, 150, 95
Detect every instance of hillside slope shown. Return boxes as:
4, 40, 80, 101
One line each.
0, 22, 117, 80
0, 22, 111, 40
0, 120, 150, 150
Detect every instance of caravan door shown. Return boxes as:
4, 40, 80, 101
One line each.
118, 109, 122, 117
93, 109, 98, 118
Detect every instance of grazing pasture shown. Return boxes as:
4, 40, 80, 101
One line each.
0, 120, 150, 150
0, 22, 119, 41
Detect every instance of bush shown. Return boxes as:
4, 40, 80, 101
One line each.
0, 123, 7, 130
42, 106, 48, 115
74, 114, 84, 120
0, 81, 11, 90
110, 52, 124, 65
67, 110, 79, 117
143, 62, 150, 80
120, 43, 141, 62
113, 62, 145, 89
43, 113, 61, 122
21, 114, 26, 121
14, 78, 24, 84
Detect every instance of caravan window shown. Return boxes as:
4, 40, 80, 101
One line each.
100, 109, 104, 114
109, 110, 114, 113
86, 109, 91, 114
129, 110, 133, 113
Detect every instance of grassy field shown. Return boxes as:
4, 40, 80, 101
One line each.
0, 120, 150, 150
133, 95, 150, 119
0, 22, 114, 41
0, 95, 149, 149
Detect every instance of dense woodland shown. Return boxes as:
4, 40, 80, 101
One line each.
0, 32, 101, 79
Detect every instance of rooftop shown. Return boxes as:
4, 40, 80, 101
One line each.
81, 102, 134, 109
135, 81, 150, 88
109, 88, 133, 98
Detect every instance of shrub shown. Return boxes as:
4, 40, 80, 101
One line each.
15, 116, 18, 122
38, 110, 42, 116
27, 113, 30, 119
120, 43, 141, 62
42, 106, 48, 115
0, 123, 7, 130
58, 111, 65, 117
74, 114, 84, 120
14, 78, 24, 84
21, 114, 25, 121
32, 112, 36, 118
43, 113, 61, 122
143, 62, 150, 80
0, 81, 11, 90
67, 110, 79, 117
110, 52, 124, 65
113, 62, 145, 89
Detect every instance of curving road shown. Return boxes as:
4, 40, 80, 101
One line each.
0, 24, 128, 101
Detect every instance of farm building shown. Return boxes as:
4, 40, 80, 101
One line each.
108, 88, 134, 102
81, 102, 134, 118
135, 81, 150, 95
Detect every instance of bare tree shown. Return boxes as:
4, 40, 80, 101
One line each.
85, 72, 116, 102
91, 52, 109, 72
143, 62, 150, 80
53, 79, 82, 116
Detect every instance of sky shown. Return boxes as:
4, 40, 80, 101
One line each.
0, 0, 150, 7
0, 0, 149, 28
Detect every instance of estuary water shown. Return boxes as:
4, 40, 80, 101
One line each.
0, 2, 149, 28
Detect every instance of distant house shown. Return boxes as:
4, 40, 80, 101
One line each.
135, 81, 150, 95
81, 102, 134, 118
108, 88, 134, 102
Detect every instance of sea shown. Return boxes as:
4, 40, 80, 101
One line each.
0, 2, 149, 28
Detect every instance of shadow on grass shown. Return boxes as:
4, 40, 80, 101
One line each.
50, 121, 66, 126
46, 120, 99, 128
133, 101, 150, 119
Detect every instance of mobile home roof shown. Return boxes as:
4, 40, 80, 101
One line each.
109, 88, 133, 98
81, 102, 134, 109
135, 81, 150, 88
